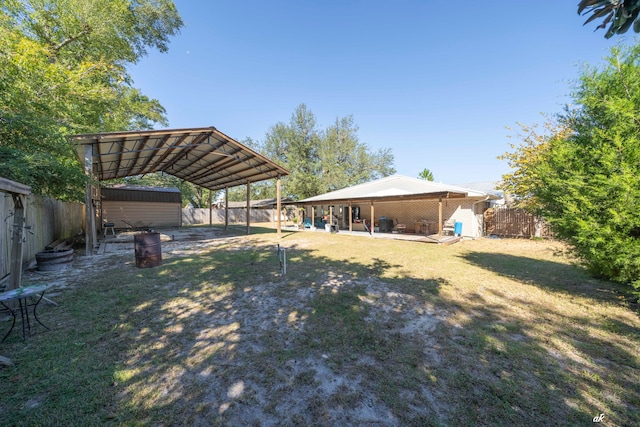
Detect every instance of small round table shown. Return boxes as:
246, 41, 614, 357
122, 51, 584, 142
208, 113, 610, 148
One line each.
0, 284, 51, 341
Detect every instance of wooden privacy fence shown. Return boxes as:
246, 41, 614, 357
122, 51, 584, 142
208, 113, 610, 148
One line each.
182, 208, 279, 226
1, 193, 84, 281
484, 207, 553, 238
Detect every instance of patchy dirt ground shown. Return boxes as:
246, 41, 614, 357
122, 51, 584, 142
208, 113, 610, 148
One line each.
13, 228, 638, 426
19, 228, 449, 425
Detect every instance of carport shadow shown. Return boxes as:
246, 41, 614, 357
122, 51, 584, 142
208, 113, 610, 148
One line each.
460, 251, 635, 305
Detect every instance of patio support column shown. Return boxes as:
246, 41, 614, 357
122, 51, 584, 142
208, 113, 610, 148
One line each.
438, 197, 443, 235
370, 202, 375, 235
329, 205, 333, 231
224, 186, 229, 231
349, 201, 352, 231
311, 206, 315, 230
276, 176, 282, 239
246, 181, 251, 235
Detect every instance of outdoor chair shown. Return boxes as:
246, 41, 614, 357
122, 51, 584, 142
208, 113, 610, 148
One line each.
442, 219, 455, 236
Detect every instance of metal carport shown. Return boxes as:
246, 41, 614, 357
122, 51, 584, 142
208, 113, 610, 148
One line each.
70, 127, 290, 254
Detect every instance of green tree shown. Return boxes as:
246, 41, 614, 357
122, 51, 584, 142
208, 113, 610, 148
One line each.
417, 168, 434, 181
321, 115, 394, 191
499, 120, 572, 213
258, 104, 395, 200
500, 44, 640, 291
0, 0, 183, 200
579, 0, 640, 38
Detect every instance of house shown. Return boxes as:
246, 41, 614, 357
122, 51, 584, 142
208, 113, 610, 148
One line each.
296, 175, 500, 238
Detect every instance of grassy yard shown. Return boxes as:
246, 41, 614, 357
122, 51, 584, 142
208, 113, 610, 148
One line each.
0, 227, 638, 426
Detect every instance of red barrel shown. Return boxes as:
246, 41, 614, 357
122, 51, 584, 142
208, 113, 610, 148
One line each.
134, 232, 162, 268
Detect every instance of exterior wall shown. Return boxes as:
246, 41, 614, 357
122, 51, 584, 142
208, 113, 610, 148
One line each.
304, 198, 487, 238
102, 201, 181, 229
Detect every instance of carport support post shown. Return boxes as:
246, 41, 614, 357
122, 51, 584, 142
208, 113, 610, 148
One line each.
208, 189, 212, 226
276, 176, 282, 238
246, 182, 251, 235
83, 144, 96, 256
224, 186, 229, 231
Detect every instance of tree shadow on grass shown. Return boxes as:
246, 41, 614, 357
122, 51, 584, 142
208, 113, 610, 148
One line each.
2, 238, 638, 426
460, 251, 636, 305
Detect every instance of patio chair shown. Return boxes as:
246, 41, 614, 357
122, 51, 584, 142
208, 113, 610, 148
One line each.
442, 219, 455, 236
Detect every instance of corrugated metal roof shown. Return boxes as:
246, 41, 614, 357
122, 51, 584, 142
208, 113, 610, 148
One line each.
299, 175, 500, 203
101, 185, 182, 203
70, 127, 290, 191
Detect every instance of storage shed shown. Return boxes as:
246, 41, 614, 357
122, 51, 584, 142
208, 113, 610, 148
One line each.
100, 185, 182, 230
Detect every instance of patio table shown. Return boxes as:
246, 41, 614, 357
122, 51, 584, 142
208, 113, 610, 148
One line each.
0, 284, 52, 342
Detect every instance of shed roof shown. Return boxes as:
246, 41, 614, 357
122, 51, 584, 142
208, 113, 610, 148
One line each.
70, 127, 290, 191
101, 185, 182, 203
298, 175, 500, 204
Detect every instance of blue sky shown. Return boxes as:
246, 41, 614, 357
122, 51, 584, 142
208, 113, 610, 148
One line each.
129, 1, 626, 186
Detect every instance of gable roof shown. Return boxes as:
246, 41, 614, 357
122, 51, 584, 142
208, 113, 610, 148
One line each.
298, 174, 500, 204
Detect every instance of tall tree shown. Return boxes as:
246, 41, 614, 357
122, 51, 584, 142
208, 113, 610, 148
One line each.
417, 168, 434, 181
321, 115, 394, 192
579, 0, 640, 38
500, 44, 640, 292
0, 0, 183, 200
257, 104, 395, 201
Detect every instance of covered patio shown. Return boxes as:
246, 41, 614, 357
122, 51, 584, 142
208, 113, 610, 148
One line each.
295, 175, 500, 241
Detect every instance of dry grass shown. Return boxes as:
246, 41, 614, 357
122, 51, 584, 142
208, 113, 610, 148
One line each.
0, 227, 638, 426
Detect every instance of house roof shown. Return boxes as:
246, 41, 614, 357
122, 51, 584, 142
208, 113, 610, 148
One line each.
454, 181, 503, 197
70, 127, 290, 192
298, 175, 500, 204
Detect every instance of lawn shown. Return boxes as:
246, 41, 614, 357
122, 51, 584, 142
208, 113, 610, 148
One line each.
0, 227, 638, 426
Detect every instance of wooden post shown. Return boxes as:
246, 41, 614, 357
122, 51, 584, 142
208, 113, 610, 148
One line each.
208, 189, 212, 226
224, 186, 229, 231
0, 177, 31, 292
8, 194, 26, 291
370, 202, 375, 235
311, 206, 315, 230
246, 182, 251, 235
348, 201, 352, 231
276, 176, 282, 239
438, 197, 443, 235
83, 144, 95, 256
329, 205, 333, 231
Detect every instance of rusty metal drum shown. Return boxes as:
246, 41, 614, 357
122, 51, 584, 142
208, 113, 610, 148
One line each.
134, 232, 162, 268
